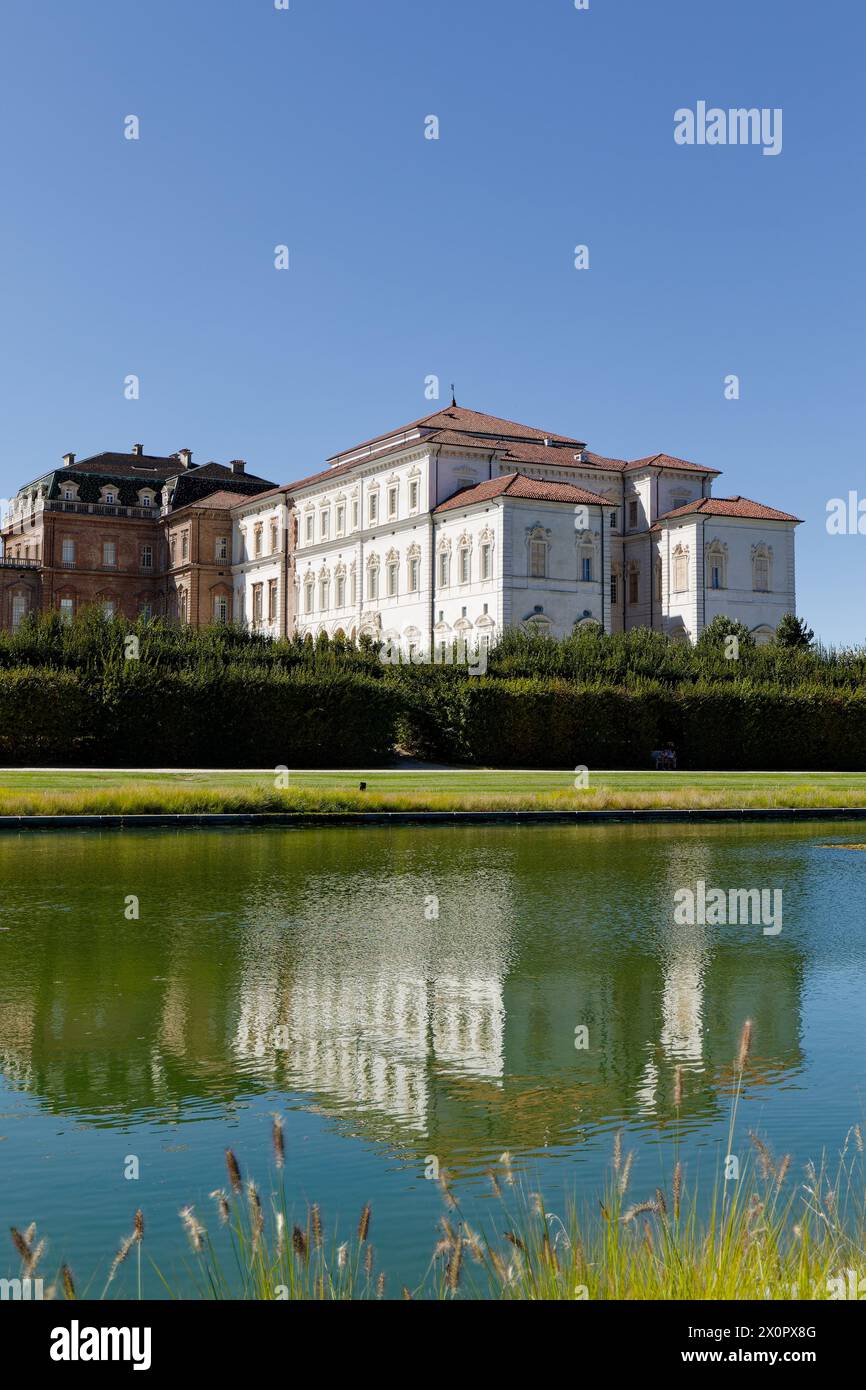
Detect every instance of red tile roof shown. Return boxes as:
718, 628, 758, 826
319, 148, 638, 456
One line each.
655, 495, 803, 524
182, 489, 251, 510
433, 472, 614, 514
327, 404, 586, 462
282, 404, 727, 496
626, 452, 720, 476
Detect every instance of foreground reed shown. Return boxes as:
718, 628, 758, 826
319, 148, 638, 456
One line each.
9, 1116, 866, 1301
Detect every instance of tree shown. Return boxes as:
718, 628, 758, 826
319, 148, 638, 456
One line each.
775, 613, 814, 650
696, 614, 754, 654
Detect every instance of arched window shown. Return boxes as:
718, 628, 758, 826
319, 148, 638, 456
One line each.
752, 544, 772, 592
672, 545, 689, 593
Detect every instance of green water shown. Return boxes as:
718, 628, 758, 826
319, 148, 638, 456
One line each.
1, 822, 864, 1295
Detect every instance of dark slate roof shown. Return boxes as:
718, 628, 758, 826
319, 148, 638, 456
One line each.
167, 464, 275, 510
69, 451, 183, 478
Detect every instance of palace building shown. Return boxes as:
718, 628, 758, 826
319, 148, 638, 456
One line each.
0, 404, 801, 646
0, 446, 276, 630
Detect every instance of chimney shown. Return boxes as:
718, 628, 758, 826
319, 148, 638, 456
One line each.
132, 443, 144, 456
230, 459, 246, 476
178, 448, 193, 469
62, 452, 75, 468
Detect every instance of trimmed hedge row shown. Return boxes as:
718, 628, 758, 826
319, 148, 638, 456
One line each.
393, 674, 866, 770
3, 664, 866, 770
0, 666, 398, 767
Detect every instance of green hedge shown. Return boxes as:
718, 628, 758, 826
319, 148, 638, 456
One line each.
0, 669, 97, 762
393, 673, 866, 770
3, 639, 866, 771
0, 665, 398, 767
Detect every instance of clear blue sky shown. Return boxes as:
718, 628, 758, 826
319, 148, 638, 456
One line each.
1, 0, 863, 642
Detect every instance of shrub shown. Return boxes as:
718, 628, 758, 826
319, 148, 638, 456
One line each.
0, 668, 96, 763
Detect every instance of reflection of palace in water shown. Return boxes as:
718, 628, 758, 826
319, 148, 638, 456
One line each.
0, 826, 807, 1166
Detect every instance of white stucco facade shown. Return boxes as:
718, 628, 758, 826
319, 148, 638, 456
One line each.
232, 491, 292, 638
230, 405, 801, 649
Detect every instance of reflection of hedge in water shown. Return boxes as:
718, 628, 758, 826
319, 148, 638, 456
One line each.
1, 611, 866, 768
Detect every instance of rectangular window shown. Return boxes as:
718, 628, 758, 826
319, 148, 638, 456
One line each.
529, 540, 546, 579
61, 538, 75, 566
368, 566, 378, 600
610, 511, 617, 529
351, 498, 359, 530
368, 493, 378, 524
438, 552, 449, 586
103, 541, 116, 568
170, 536, 177, 564
59, 597, 74, 623
270, 522, 279, 554
336, 503, 345, 535
141, 545, 152, 570
459, 549, 470, 584
268, 579, 278, 621
581, 556, 592, 582
103, 599, 116, 619
628, 568, 639, 604
181, 532, 189, 560
610, 573, 618, 604
388, 486, 398, 519
628, 500, 638, 530
336, 574, 345, 607
216, 536, 228, 561
409, 557, 420, 592
350, 570, 357, 605
11, 595, 27, 628
304, 580, 313, 614
387, 562, 398, 597
305, 514, 314, 544
409, 480, 419, 511
254, 527, 263, 557
252, 583, 263, 623
320, 511, 330, 540
480, 544, 492, 580
711, 565, 721, 590
214, 594, 228, 623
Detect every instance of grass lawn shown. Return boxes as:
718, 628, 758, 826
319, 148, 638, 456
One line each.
1, 766, 866, 815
